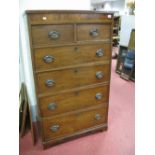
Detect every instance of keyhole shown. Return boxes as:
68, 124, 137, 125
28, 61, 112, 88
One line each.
74, 47, 80, 52
75, 91, 80, 96
74, 69, 79, 73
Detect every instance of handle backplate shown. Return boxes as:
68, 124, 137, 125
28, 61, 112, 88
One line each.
48, 103, 57, 110
90, 28, 99, 37
43, 55, 55, 63
50, 124, 60, 132
45, 79, 55, 87
48, 31, 60, 39
96, 71, 104, 79
96, 93, 103, 100
96, 49, 104, 57
95, 113, 101, 120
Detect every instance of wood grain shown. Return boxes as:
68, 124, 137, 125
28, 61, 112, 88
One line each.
27, 11, 113, 25
41, 106, 107, 141
36, 64, 110, 94
42, 124, 107, 149
31, 24, 74, 46
77, 24, 111, 41
38, 85, 109, 117
34, 43, 111, 72
26, 10, 113, 148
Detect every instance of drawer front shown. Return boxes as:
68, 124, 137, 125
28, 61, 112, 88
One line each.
28, 13, 113, 25
31, 24, 74, 46
34, 44, 111, 71
77, 24, 111, 41
39, 85, 109, 117
42, 107, 107, 141
36, 64, 110, 94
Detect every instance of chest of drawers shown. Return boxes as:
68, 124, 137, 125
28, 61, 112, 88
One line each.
26, 10, 113, 148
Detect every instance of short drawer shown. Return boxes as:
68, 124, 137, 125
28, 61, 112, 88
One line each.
77, 24, 111, 41
39, 85, 109, 117
42, 106, 107, 141
36, 64, 110, 94
31, 24, 74, 46
34, 44, 111, 71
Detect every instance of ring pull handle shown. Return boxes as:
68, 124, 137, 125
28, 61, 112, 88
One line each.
48, 103, 57, 110
50, 124, 60, 132
90, 28, 99, 37
96, 49, 104, 57
43, 55, 55, 63
45, 79, 55, 87
96, 71, 104, 79
96, 93, 103, 100
48, 31, 60, 39
95, 113, 101, 120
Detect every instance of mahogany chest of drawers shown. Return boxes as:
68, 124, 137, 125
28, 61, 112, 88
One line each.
26, 10, 113, 148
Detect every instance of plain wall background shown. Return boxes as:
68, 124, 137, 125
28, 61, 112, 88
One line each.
91, 0, 125, 15
19, 0, 91, 121
120, 15, 135, 46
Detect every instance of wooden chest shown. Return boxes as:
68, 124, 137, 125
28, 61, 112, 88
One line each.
26, 10, 113, 148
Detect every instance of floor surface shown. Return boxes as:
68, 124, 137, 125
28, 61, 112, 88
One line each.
20, 60, 135, 155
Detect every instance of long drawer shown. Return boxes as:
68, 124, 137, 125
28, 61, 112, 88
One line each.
31, 24, 74, 46
34, 43, 111, 72
77, 24, 111, 41
42, 106, 107, 141
38, 85, 109, 117
36, 64, 110, 94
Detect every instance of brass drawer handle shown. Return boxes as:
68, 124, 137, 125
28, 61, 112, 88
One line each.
50, 125, 60, 132
48, 31, 60, 39
95, 113, 101, 120
48, 103, 57, 110
96, 71, 104, 79
45, 79, 55, 87
96, 49, 104, 57
90, 28, 99, 37
96, 93, 103, 100
43, 55, 55, 63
